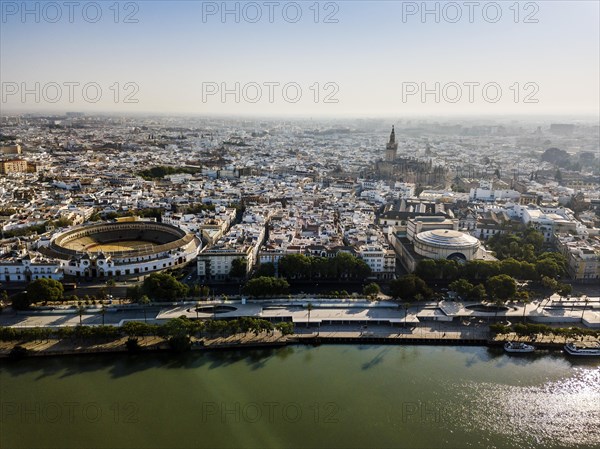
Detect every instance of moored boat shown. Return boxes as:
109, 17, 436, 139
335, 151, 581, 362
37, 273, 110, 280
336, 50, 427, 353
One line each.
564, 342, 600, 356
504, 342, 535, 353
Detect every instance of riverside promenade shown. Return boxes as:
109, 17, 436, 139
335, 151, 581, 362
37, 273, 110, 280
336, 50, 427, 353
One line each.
3, 319, 598, 359
2, 295, 598, 330
156, 295, 600, 329
1, 295, 598, 358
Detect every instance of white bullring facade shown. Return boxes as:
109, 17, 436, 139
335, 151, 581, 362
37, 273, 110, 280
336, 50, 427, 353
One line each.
413, 229, 480, 261
41, 221, 201, 279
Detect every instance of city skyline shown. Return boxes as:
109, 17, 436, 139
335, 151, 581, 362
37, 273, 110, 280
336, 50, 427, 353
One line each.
1, 1, 599, 116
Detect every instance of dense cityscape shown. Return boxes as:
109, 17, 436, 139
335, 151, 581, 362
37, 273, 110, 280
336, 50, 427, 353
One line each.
1, 115, 598, 285
1, 1, 599, 449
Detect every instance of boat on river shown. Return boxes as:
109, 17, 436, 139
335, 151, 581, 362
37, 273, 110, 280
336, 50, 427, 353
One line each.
564, 342, 600, 356
504, 342, 535, 353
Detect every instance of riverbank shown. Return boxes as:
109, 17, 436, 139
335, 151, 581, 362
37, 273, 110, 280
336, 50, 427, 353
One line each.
0, 331, 294, 358
2, 324, 598, 358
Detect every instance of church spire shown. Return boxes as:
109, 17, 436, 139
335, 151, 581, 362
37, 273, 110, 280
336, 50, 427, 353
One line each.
385, 125, 398, 161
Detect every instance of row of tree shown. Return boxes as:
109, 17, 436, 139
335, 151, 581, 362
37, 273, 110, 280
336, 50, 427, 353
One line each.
137, 165, 201, 180
487, 228, 545, 261
275, 253, 372, 281
414, 252, 567, 283
491, 322, 600, 338
126, 272, 189, 301
0, 317, 295, 346
389, 273, 521, 302
242, 277, 290, 297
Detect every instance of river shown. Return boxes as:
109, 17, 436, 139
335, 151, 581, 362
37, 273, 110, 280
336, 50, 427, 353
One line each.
1, 345, 599, 449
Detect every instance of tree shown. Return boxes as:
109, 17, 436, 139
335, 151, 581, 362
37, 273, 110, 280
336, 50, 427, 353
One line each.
254, 262, 276, 278
499, 258, 523, 278
279, 254, 312, 279
536, 252, 567, 275
306, 302, 313, 328
243, 277, 289, 297
199, 285, 210, 298
334, 252, 371, 280
389, 275, 433, 300
535, 258, 561, 279
139, 295, 150, 323
558, 283, 572, 297
523, 229, 544, 252
581, 297, 589, 323
469, 284, 487, 301
142, 273, 188, 301
11, 292, 31, 310
541, 147, 569, 165
415, 259, 439, 280
541, 275, 559, 291
26, 279, 64, 305
126, 285, 143, 302
278, 252, 371, 281
363, 283, 381, 299
493, 298, 505, 321
554, 169, 562, 183
76, 305, 85, 325
163, 318, 192, 352
460, 260, 500, 281
106, 278, 116, 296
486, 274, 517, 301
275, 322, 294, 336
229, 258, 247, 279
449, 279, 474, 299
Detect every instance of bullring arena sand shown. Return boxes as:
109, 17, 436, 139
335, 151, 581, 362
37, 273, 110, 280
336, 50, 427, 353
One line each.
63, 240, 158, 253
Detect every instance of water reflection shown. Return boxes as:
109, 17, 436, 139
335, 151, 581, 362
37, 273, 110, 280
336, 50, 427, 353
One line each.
361, 347, 391, 370
450, 368, 600, 448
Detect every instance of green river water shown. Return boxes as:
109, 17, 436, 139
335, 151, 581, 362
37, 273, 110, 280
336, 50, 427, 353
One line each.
1, 345, 599, 449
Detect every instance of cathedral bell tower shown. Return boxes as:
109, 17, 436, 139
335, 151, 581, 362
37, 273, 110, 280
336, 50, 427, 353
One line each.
385, 126, 398, 161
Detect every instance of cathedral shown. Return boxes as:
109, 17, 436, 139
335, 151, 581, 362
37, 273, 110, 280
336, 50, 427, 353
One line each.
374, 126, 447, 186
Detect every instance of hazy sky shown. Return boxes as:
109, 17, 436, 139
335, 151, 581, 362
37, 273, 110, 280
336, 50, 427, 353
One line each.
1, 1, 599, 117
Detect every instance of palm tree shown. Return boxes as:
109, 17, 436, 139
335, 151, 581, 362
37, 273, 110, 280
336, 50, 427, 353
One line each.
77, 305, 85, 325
403, 302, 411, 328
106, 278, 116, 296
306, 302, 313, 328
139, 295, 150, 323
581, 296, 589, 323
100, 305, 106, 326
494, 298, 505, 322
522, 299, 530, 323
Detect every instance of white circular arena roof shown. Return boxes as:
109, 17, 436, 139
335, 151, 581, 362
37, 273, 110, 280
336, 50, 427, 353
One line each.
415, 229, 479, 249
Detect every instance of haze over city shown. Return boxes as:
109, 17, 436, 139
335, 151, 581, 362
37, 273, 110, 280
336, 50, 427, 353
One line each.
1, 1, 599, 116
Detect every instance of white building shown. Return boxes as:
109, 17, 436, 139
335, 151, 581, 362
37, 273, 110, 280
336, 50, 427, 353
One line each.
469, 180, 520, 202
197, 244, 253, 282
0, 253, 64, 283
356, 244, 396, 280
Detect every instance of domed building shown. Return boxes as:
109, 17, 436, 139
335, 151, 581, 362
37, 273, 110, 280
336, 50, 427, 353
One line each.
413, 229, 480, 262
391, 216, 494, 272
